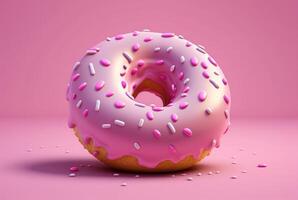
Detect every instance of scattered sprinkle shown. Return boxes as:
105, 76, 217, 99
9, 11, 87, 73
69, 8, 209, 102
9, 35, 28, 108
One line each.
73, 61, 80, 71
95, 81, 105, 91
167, 122, 176, 134
125, 92, 134, 100
197, 172, 202, 176
230, 175, 237, 179
166, 46, 173, 52
133, 142, 141, 150
88, 63, 95, 75
114, 101, 126, 109
113, 173, 120, 176
137, 59, 145, 67
95, 100, 101, 111
146, 111, 154, 120
121, 80, 127, 89
115, 34, 124, 40
183, 78, 190, 85
161, 33, 175, 38
198, 91, 207, 102
114, 120, 125, 127
208, 171, 213, 175
121, 182, 127, 186
138, 118, 144, 128
100, 59, 111, 67
132, 43, 140, 52
187, 177, 193, 181
122, 52, 132, 63
208, 56, 217, 66
78, 82, 87, 91
153, 129, 161, 139
144, 37, 153, 42
70, 166, 79, 172
72, 73, 80, 81
171, 113, 178, 122
154, 47, 161, 52
183, 128, 192, 137
180, 56, 185, 64
156, 59, 164, 65
205, 108, 212, 115
76, 100, 82, 108
257, 164, 267, 168
190, 57, 199, 66
179, 102, 189, 110
102, 124, 111, 129
209, 79, 219, 89
86, 49, 97, 55
68, 173, 76, 177
170, 65, 175, 72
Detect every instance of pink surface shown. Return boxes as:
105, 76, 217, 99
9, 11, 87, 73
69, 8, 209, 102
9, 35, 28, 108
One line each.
1, 118, 298, 200
1, 0, 298, 118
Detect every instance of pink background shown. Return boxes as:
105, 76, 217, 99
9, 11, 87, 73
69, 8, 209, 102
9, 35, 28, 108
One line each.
1, 0, 298, 118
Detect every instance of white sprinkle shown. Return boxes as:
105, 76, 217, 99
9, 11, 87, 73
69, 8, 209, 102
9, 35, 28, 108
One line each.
208, 171, 213, 175
170, 65, 175, 72
135, 102, 146, 108
166, 46, 173, 52
172, 174, 176, 177
197, 172, 202, 176
138, 118, 144, 128
86, 49, 97, 55
106, 37, 112, 41
133, 142, 141, 150
102, 124, 111, 129
95, 100, 101, 111
154, 47, 161, 52
178, 35, 184, 39
72, 61, 80, 71
167, 122, 176, 134
68, 173, 76, 177
198, 44, 206, 49
180, 56, 185, 64
187, 177, 193, 181
95, 47, 100, 52
113, 173, 120, 176
212, 139, 217, 147
215, 170, 221, 174
181, 93, 188, 97
171, 84, 176, 92
181, 173, 187, 176
122, 52, 133, 63
241, 170, 247, 173
135, 175, 140, 178
125, 92, 134, 100
88, 63, 95, 75
205, 108, 212, 115
183, 78, 190, 85
114, 120, 125, 127
76, 100, 82, 108
143, 29, 150, 32
121, 182, 127, 186
230, 175, 237, 179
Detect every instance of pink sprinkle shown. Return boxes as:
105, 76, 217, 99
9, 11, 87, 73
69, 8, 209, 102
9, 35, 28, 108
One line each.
132, 43, 140, 52
115, 34, 124, 40
183, 128, 192, 137
208, 56, 217, 66
114, 101, 125, 109
95, 81, 105, 91
121, 80, 127, 89
178, 72, 184, 80
100, 59, 111, 67
198, 91, 207, 102
152, 106, 164, 112
202, 71, 210, 79
131, 68, 138, 75
156, 59, 164, 65
153, 129, 161, 139
168, 144, 177, 153
72, 73, 80, 81
185, 42, 192, 47
190, 57, 198, 66
146, 111, 154, 120
105, 92, 114, 97
144, 37, 153, 42
83, 109, 88, 117
79, 82, 87, 91
70, 166, 79, 172
222, 78, 228, 85
183, 86, 190, 93
257, 164, 267, 168
137, 59, 145, 67
200, 61, 208, 69
132, 31, 139, 36
171, 113, 178, 122
161, 33, 175, 38
179, 102, 189, 109
223, 95, 230, 104
72, 93, 77, 100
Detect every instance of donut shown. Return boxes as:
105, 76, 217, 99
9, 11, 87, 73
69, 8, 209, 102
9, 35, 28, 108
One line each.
66, 30, 231, 172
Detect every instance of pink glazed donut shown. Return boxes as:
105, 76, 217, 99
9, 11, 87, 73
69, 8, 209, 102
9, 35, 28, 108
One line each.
66, 30, 231, 172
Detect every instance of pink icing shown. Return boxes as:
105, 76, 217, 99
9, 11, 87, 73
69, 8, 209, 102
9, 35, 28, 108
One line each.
67, 31, 231, 168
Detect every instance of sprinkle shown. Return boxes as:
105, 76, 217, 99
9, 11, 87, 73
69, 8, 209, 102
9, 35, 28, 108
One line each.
115, 34, 124, 40
161, 33, 175, 38
105, 92, 114, 97
132, 43, 140, 52
201, 61, 208, 69
211, 139, 217, 147
183, 78, 190, 85
93, 151, 99, 157
171, 113, 178, 122
196, 47, 206, 54
197, 172, 202, 176
222, 78, 228, 85
198, 91, 207, 102
209, 79, 219, 89
224, 109, 229, 119
68, 173, 76, 177
100, 59, 111, 67
78, 82, 87, 91
178, 72, 184, 80
106, 37, 112, 41
137, 59, 145, 67
131, 68, 138, 75
208, 56, 217, 66
114, 101, 126, 109
190, 57, 199, 66
186, 42, 192, 47
138, 118, 144, 128
241, 170, 247, 173
183, 128, 192, 137
135, 102, 146, 108
230, 176, 237, 179
183, 86, 190, 93
114, 120, 125, 127
146, 111, 154, 120
156, 59, 164, 65
132, 31, 139, 36
180, 56, 185, 64
76, 100, 82, 108
26, 148, 32, 152
95, 81, 105, 91
198, 44, 206, 49
152, 106, 164, 112
167, 122, 176, 134
86, 49, 97, 55
205, 108, 212, 115
102, 124, 111, 129
257, 164, 267, 168
232, 161, 237, 165
121, 80, 127, 88
181, 93, 187, 97
70, 166, 79, 172
202, 71, 210, 79
122, 52, 132, 63
171, 84, 176, 92
208, 171, 213, 175
73, 61, 80, 71
121, 182, 127, 186
120, 71, 126, 76
135, 175, 140, 178
144, 37, 152, 42
178, 35, 184, 39
83, 109, 88, 117
133, 142, 141, 150
179, 102, 189, 109
166, 46, 173, 52
125, 92, 134, 100
224, 95, 230, 104
143, 29, 150, 32
187, 177, 193, 181
181, 173, 187, 176
72, 93, 77, 100
88, 63, 95, 75
153, 129, 161, 139
113, 173, 120, 176
154, 47, 161, 52
170, 65, 175, 72
168, 144, 177, 153
72, 73, 80, 81
214, 71, 220, 76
